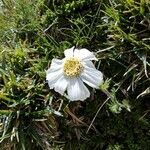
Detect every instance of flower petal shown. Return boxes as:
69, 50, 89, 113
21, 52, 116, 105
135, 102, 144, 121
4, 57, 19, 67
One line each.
82, 60, 96, 68
47, 70, 63, 89
67, 78, 90, 101
46, 59, 63, 75
46, 59, 63, 89
54, 76, 68, 95
64, 46, 75, 58
81, 61, 103, 88
74, 48, 97, 61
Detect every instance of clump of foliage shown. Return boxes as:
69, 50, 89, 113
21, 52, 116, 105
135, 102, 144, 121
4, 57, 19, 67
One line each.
0, 0, 150, 149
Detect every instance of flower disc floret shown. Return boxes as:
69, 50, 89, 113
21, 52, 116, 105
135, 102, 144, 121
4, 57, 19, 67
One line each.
63, 58, 83, 77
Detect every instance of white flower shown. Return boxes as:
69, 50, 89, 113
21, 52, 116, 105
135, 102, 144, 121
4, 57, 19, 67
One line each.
46, 46, 103, 101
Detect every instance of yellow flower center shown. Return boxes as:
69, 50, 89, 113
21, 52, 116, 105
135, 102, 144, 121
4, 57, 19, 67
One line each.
63, 58, 83, 77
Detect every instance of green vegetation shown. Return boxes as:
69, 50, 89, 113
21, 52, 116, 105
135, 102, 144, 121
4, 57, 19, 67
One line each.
0, 0, 150, 149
